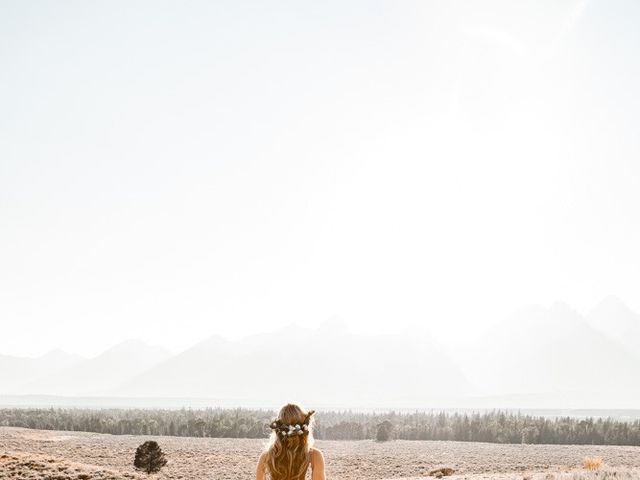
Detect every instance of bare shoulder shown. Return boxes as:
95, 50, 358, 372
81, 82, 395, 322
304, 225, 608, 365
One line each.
310, 447, 325, 464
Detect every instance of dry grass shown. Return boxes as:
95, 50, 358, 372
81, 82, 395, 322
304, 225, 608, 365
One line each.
0, 452, 144, 480
542, 468, 638, 480
583, 457, 603, 471
1, 427, 640, 479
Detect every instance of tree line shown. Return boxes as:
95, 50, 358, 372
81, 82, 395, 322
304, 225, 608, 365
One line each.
1, 408, 640, 446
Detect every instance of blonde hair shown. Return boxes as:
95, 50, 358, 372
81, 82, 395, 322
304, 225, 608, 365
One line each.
264, 403, 315, 480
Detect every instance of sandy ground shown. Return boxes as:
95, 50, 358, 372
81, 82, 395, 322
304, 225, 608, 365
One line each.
1, 427, 639, 479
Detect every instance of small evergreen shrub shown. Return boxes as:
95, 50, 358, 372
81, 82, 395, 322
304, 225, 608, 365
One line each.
134, 440, 167, 474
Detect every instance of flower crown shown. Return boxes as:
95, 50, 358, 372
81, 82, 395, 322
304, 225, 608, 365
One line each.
270, 410, 315, 438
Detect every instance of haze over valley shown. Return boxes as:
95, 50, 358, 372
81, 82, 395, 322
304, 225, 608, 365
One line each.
2, 296, 638, 410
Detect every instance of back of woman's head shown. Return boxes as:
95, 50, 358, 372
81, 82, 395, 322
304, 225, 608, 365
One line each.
265, 403, 315, 480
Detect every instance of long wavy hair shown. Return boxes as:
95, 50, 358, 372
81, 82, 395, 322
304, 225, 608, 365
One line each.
264, 404, 315, 480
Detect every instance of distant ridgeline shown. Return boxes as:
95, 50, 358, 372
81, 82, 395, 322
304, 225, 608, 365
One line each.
2, 408, 640, 446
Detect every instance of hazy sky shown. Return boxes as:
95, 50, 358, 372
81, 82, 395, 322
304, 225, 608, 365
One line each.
2, 0, 640, 357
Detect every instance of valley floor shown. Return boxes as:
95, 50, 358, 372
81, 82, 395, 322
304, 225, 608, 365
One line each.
1, 427, 639, 480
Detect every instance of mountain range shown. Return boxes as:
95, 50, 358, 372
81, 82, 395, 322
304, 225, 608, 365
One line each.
2, 297, 639, 408
458, 298, 640, 407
